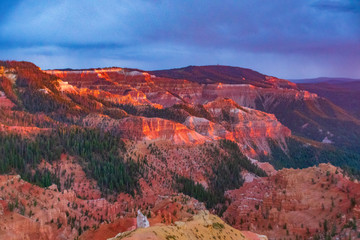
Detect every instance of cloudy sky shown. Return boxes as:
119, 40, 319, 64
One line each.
0, 0, 359, 78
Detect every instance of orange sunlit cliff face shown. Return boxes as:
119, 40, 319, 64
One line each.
47, 68, 292, 155
0, 61, 360, 240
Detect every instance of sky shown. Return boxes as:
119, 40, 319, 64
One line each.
0, 0, 359, 79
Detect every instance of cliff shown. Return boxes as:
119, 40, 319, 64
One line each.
46, 65, 360, 148
82, 114, 209, 144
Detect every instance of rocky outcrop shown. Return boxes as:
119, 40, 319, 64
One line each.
200, 83, 318, 108
46, 69, 201, 108
184, 98, 291, 156
118, 117, 209, 144
83, 114, 209, 144
82, 99, 290, 156
223, 164, 360, 239
56, 79, 161, 108
0, 161, 136, 240
0, 123, 51, 135
184, 116, 232, 140
109, 210, 267, 240
136, 210, 149, 228
48, 67, 315, 109
0, 91, 15, 109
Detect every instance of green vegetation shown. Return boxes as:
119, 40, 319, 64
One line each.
208, 140, 266, 201
165, 235, 177, 240
212, 222, 225, 230
55, 127, 143, 195
218, 140, 267, 177
0, 127, 143, 195
24, 169, 60, 188
176, 140, 267, 209
19, 89, 72, 114
175, 176, 221, 208
261, 137, 360, 178
0, 133, 62, 176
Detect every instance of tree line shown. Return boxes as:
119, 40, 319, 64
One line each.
0, 127, 143, 195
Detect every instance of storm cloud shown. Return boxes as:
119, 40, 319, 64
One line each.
0, 0, 359, 78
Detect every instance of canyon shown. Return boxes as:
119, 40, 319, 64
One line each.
48, 65, 360, 147
0, 61, 359, 239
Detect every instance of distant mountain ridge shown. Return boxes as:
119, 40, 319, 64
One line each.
290, 77, 360, 84
297, 78, 360, 118
150, 65, 298, 89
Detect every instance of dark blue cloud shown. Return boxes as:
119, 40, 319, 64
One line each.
312, 0, 360, 13
0, 0, 22, 21
0, 0, 359, 78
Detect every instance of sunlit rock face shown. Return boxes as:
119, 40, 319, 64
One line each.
184, 116, 232, 141
80, 98, 290, 156
47, 68, 293, 156
183, 104, 292, 156
46, 69, 202, 108
200, 83, 317, 109
201, 98, 291, 156
118, 116, 210, 144
46, 67, 317, 114
82, 114, 209, 145
55, 78, 161, 108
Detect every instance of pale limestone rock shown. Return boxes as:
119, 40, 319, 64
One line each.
136, 210, 149, 228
